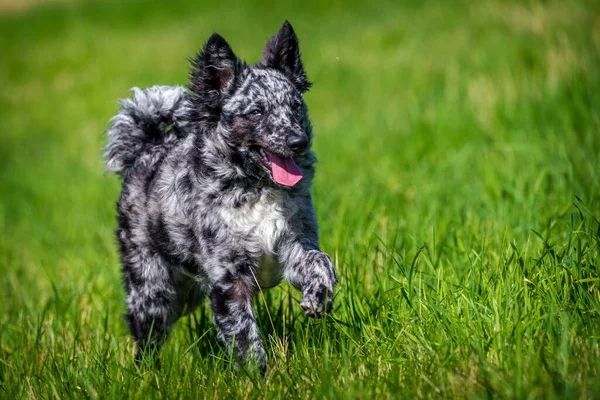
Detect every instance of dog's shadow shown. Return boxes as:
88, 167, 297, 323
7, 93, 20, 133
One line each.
183, 303, 222, 358
184, 288, 338, 361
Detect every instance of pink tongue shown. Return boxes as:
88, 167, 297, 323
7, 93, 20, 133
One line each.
265, 150, 303, 186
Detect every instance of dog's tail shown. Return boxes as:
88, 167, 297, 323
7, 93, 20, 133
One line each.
104, 85, 189, 177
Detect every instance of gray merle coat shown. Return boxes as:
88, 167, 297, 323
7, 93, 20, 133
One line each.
104, 21, 337, 370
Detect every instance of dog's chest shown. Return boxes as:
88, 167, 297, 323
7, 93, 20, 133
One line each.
219, 195, 287, 288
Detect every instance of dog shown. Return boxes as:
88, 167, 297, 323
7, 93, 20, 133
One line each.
104, 21, 337, 370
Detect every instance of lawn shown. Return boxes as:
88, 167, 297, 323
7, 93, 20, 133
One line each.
1, 0, 599, 398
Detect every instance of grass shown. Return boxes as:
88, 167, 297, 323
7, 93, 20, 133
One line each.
1, 0, 599, 398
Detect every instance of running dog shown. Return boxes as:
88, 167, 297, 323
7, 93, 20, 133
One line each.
104, 21, 337, 370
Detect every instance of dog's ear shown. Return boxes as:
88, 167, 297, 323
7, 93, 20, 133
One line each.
189, 33, 244, 109
260, 21, 312, 92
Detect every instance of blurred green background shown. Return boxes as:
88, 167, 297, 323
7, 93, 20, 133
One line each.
1, 0, 599, 398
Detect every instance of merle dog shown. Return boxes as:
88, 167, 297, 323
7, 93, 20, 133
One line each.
104, 21, 337, 370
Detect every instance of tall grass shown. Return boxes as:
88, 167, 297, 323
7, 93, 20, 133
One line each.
1, 0, 598, 397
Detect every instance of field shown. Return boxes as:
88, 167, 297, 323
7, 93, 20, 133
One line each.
1, 0, 599, 398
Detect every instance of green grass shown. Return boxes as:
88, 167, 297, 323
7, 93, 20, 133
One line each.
1, 0, 599, 398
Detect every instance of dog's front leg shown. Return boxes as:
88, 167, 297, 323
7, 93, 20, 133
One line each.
279, 237, 338, 317
209, 270, 266, 371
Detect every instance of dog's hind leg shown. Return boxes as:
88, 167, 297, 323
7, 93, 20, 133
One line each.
122, 247, 177, 363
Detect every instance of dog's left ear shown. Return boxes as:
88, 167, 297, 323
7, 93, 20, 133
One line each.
189, 33, 245, 110
260, 21, 312, 93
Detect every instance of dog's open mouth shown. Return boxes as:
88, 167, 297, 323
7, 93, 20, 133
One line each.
254, 148, 303, 187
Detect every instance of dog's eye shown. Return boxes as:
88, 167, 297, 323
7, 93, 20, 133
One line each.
249, 109, 262, 117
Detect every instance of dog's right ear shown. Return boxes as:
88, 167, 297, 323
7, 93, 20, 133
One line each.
260, 21, 311, 93
189, 33, 244, 109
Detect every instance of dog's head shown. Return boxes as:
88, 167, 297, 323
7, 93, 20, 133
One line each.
188, 21, 314, 187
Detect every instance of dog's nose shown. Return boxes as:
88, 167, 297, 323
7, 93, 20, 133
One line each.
287, 135, 309, 153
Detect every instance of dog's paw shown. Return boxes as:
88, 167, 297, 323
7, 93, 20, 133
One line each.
301, 281, 334, 317
234, 343, 268, 375
299, 251, 337, 318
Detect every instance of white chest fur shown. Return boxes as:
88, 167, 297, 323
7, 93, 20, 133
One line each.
219, 193, 288, 288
